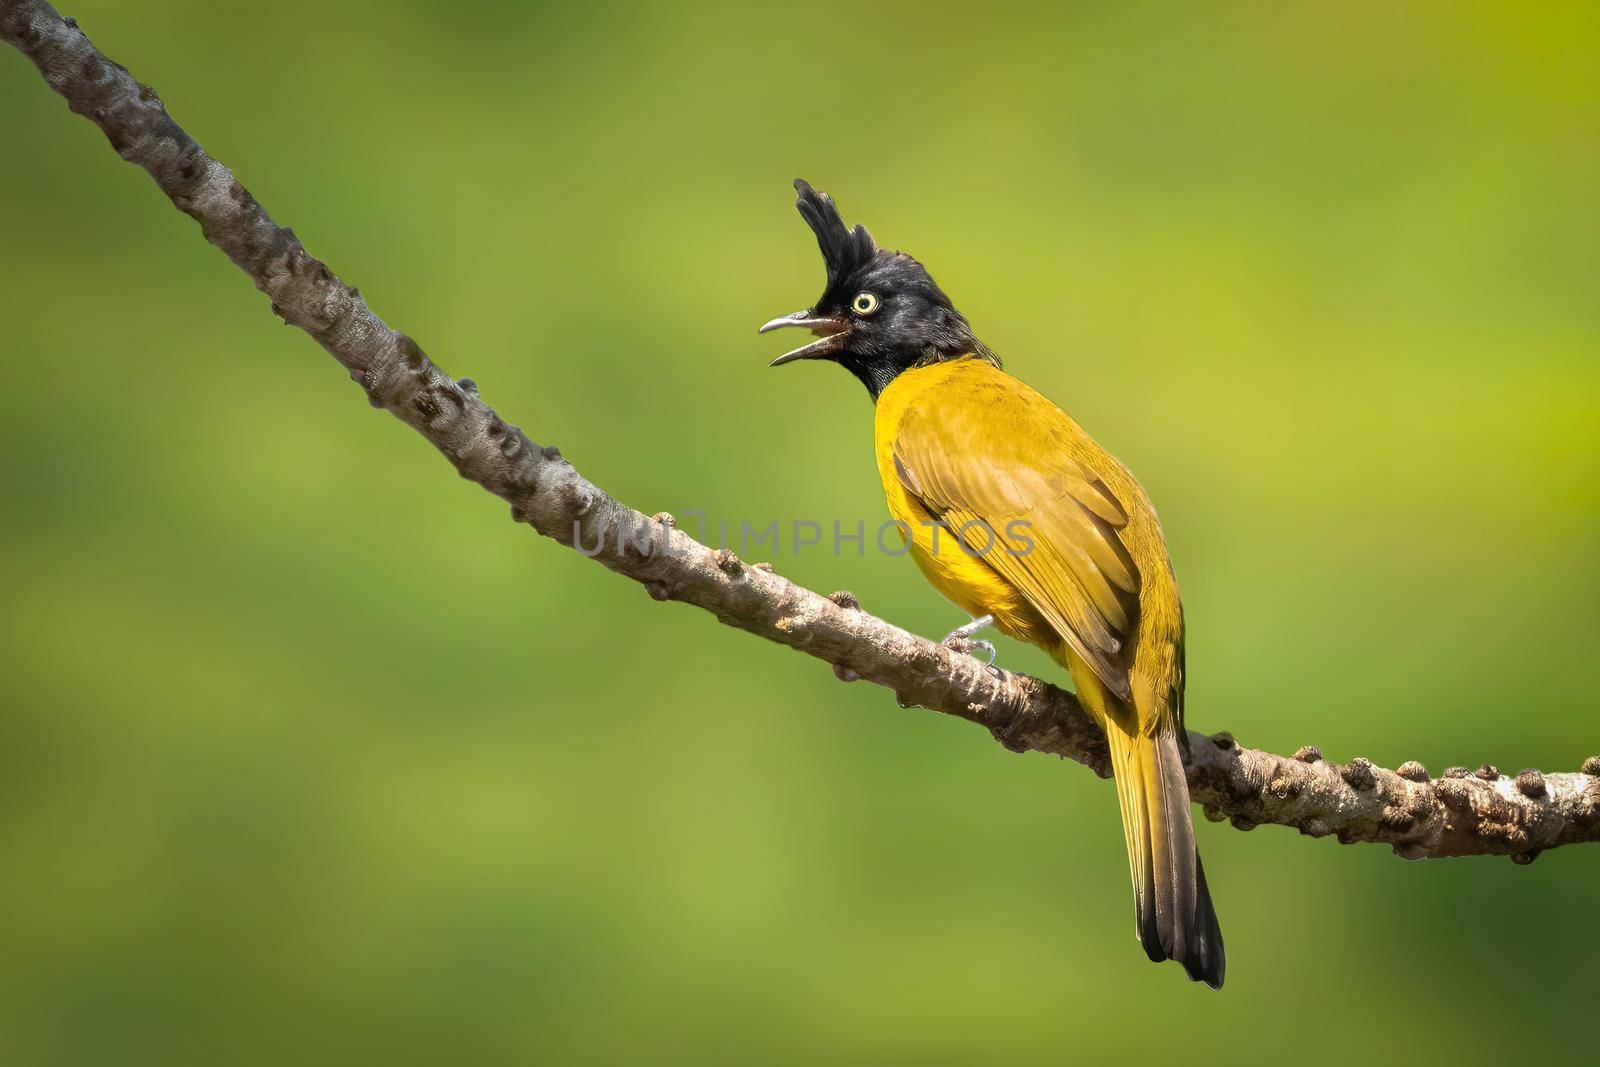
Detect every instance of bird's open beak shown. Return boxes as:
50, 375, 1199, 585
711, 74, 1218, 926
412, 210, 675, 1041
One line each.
759, 310, 850, 366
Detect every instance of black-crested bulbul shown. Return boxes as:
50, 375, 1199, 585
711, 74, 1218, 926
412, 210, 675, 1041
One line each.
761, 180, 1225, 988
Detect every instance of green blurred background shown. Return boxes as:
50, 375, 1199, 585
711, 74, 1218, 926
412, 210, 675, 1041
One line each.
2, 1, 1597, 1063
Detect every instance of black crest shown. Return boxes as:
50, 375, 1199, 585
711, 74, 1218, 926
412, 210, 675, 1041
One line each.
794, 179, 878, 290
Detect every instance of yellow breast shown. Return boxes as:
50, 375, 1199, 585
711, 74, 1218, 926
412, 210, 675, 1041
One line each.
872, 360, 1051, 642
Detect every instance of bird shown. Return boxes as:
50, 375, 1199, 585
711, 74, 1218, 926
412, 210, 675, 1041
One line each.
760, 179, 1224, 988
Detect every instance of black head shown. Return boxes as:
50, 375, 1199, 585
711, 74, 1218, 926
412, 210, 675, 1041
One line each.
761, 180, 994, 399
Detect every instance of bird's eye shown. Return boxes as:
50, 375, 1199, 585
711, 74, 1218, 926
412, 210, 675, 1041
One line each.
852, 292, 880, 315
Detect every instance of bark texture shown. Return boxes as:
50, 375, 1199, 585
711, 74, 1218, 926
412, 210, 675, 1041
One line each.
5, 0, 1597, 863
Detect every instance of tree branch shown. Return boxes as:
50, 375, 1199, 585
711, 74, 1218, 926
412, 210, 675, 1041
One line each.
5, 0, 1597, 863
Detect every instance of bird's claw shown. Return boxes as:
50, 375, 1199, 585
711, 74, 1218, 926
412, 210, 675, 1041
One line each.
942, 615, 998, 668
965, 639, 997, 667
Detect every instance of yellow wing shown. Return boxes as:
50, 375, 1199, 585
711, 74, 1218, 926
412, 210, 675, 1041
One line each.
889, 365, 1142, 703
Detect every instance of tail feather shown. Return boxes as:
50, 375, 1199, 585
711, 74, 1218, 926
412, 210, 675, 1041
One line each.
1104, 722, 1225, 989
1190, 852, 1225, 986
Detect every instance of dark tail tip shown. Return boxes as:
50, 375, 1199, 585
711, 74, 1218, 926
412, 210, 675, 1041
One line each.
1135, 840, 1225, 987
1137, 865, 1226, 988
1180, 854, 1226, 990
1135, 729, 1227, 989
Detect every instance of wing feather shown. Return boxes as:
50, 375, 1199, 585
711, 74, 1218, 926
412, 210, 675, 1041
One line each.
891, 375, 1142, 701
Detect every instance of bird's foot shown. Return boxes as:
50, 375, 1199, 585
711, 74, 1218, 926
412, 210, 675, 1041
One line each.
942, 614, 997, 667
